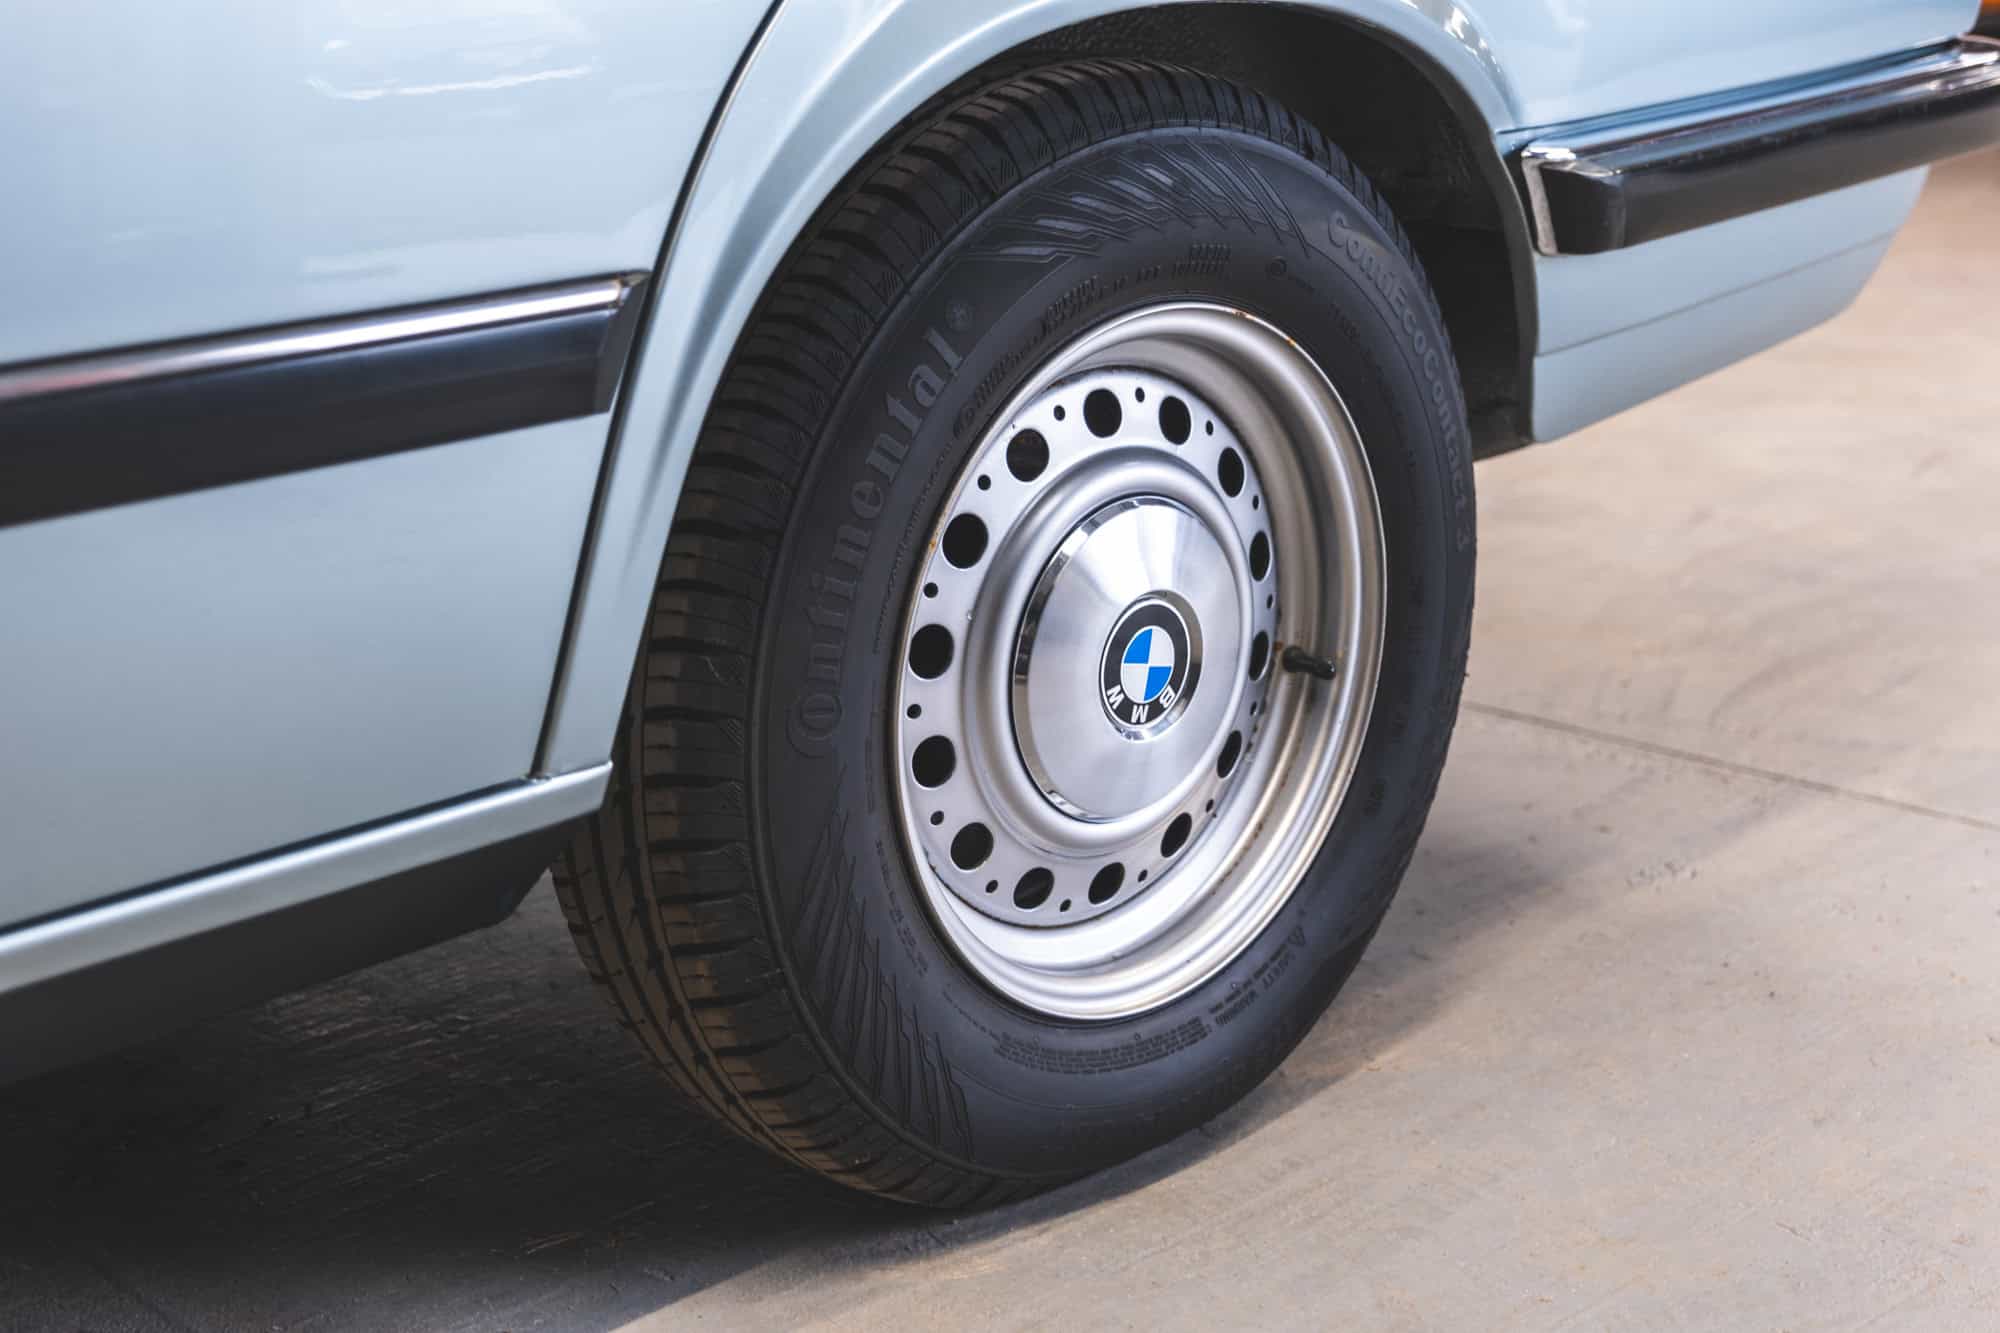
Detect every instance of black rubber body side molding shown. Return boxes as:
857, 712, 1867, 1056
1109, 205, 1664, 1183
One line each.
1522, 37, 2000, 255
0, 275, 646, 528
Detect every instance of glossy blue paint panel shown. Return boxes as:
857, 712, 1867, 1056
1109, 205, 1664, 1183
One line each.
0, 418, 604, 925
1533, 237, 1896, 441
0, 0, 766, 365
1534, 172, 1928, 356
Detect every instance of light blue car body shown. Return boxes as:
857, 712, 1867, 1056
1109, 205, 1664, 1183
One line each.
0, 0, 1975, 1047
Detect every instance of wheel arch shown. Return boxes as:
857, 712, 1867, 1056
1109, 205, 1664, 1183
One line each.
537, 0, 1534, 777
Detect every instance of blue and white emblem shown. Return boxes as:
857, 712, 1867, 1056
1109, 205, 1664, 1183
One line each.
1120, 626, 1176, 705
1100, 599, 1194, 731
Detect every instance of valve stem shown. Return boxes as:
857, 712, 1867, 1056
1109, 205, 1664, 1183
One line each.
1279, 645, 1339, 680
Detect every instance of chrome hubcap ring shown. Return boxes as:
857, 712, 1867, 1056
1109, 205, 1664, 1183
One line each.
892, 303, 1385, 1021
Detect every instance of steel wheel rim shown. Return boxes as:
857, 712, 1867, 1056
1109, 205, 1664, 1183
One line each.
891, 303, 1386, 1021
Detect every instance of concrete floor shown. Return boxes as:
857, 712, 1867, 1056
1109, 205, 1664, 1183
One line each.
6, 153, 1998, 1332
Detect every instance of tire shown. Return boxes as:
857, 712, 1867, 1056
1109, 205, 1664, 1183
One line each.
553, 59, 1474, 1207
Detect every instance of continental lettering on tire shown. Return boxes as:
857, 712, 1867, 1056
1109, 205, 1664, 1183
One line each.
788, 326, 961, 757
789, 785, 975, 1155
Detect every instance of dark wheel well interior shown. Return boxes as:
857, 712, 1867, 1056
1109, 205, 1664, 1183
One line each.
1010, 3, 1536, 457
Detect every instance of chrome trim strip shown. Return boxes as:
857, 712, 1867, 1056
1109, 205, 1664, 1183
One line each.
0, 764, 609, 998
1520, 37, 2000, 256
1518, 144, 1574, 257
0, 275, 641, 404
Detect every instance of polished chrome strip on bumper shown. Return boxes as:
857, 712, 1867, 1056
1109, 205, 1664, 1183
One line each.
0, 276, 638, 404
0, 765, 610, 1000
1520, 37, 2000, 255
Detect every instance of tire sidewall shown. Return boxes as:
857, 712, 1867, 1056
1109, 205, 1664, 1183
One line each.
753, 126, 1472, 1177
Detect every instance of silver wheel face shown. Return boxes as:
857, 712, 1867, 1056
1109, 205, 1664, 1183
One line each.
892, 304, 1386, 1021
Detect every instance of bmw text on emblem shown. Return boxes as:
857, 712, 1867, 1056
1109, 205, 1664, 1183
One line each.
1100, 598, 1198, 733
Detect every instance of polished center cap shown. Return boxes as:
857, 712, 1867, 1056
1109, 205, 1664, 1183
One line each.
1012, 498, 1241, 821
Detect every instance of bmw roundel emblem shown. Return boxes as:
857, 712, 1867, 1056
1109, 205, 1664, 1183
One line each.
1100, 599, 1196, 733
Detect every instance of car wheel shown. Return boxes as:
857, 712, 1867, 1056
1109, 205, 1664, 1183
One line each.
553, 58, 1474, 1206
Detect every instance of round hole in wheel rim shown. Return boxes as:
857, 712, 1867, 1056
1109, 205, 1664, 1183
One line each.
1006, 429, 1049, 482
951, 822, 993, 870
1088, 862, 1125, 905
912, 736, 955, 788
942, 514, 988, 568
1216, 730, 1243, 780
1014, 868, 1054, 910
1217, 447, 1245, 496
908, 624, 953, 678
1083, 388, 1122, 437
